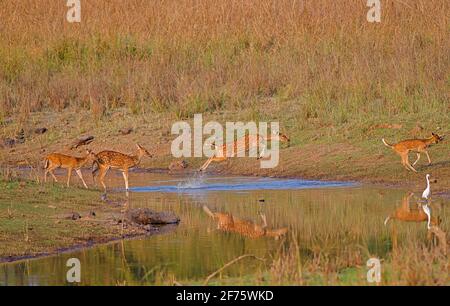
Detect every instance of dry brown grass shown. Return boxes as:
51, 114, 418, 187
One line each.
0, 0, 449, 122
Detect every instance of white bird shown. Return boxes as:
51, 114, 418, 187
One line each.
422, 174, 432, 200
422, 204, 432, 230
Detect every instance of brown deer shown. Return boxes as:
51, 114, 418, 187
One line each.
382, 132, 444, 172
92, 144, 152, 192
199, 131, 290, 172
203, 206, 288, 240
44, 149, 97, 189
384, 192, 440, 227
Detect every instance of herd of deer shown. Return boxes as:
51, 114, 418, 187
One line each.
43, 132, 290, 192
42, 131, 446, 243
44, 144, 153, 192
43, 131, 445, 193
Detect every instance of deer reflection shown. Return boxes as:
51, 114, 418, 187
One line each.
203, 206, 288, 240
384, 193, 441, 228
384, 192, 446, 254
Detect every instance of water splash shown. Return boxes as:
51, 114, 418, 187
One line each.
131, 176, 356, 194
177, 172, 206, 190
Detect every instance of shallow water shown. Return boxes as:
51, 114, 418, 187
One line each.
1, 172, 448, 285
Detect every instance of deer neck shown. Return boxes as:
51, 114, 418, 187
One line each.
131, 150, 144, 166
77, 155, 91, 168
424, 136, 436, 145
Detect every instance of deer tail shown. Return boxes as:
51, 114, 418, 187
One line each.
384, 216, 391, 226
43, 158, 49, 170
382, 138, 393, 148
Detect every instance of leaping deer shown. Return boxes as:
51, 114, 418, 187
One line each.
199, 131, 290, 172
92, 144, 153, 192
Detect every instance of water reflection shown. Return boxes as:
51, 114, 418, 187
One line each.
203, 206, 288, 240
384, 192, 446, 254
1, 174, 449, 285
384, 193, 441, 228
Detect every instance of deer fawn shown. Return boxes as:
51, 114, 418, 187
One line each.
44, 149, 97, 189
199, 131, 290, 172
92, 144, 152, 192
382, 132, 444, 172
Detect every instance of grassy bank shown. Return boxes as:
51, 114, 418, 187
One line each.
0, 178, 148, 261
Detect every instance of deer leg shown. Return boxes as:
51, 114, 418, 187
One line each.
48, 166, 58, 182
66, 168, 72, 187
401, 156, 410, 171
413, 153, 421, 166
76, 169, 88, 189
199, 157, 213, 172
98, 167, 109, 193
403, 154, 417, 172
122, 170, 129, 190
407, 162, 418, 173
407, 160, 418, 173
425, 151, 432, 165
259, 213, 267, 229
92, 163, 99, 183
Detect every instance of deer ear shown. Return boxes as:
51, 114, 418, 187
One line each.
136, 144, 141, 149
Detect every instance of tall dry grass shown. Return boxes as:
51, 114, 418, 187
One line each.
0, 0, 449, 122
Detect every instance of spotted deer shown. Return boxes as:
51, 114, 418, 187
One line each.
44, 149, 97, 188
199, 131, 290, 172
92, 144, 152, 192
382, 132, 444, 172
203, 206, 288, 239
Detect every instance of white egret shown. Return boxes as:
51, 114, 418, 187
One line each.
422, 174, 431, 200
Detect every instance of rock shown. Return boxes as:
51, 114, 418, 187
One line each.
70, 135, 94, 149
34, 127, 48, 135
169, 160, 188, 171
66, 212, 81, 220
3, 138, 16, 148
119, 128, 133, 135
126, 208, 180, 225
16, 129, 25, 143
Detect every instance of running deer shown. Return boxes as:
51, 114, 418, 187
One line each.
92, 144, 152, 192
203, 206, 288, 240
199, 131, 290, 172
384, 192, 440, 227
382, 133, 444, 172
44, 149, 97, 189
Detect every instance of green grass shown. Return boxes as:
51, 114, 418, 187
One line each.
0, 179, 128, 259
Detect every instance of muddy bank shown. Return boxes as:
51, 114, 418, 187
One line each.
0, 225, 178, 264
0, 179, 181, 264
